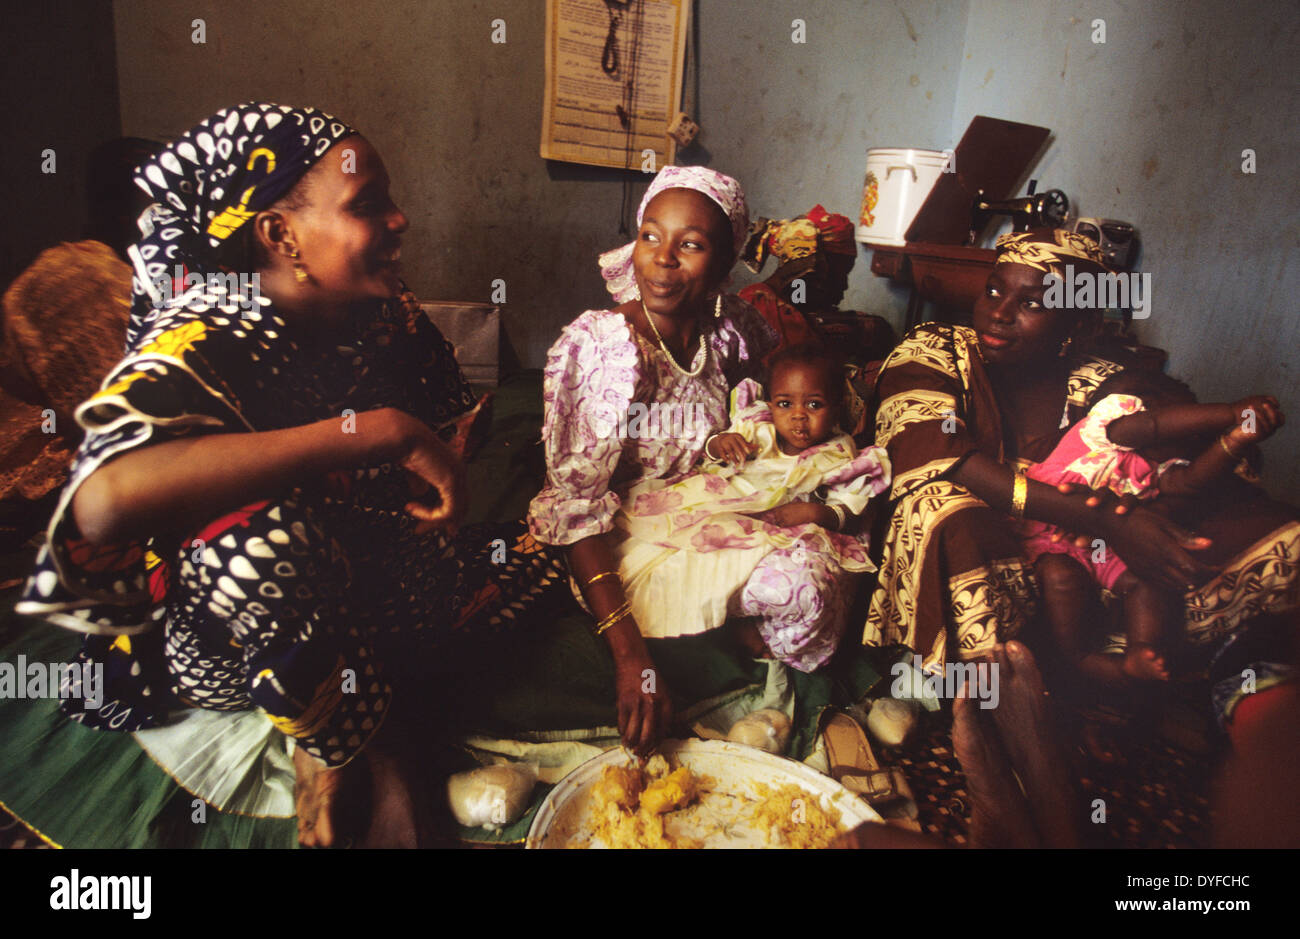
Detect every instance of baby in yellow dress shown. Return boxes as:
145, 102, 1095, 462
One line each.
611, 345, 891, 671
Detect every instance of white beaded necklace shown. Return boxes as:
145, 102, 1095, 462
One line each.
641, 299, 707, 378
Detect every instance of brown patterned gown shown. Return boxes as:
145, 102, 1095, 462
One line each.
863, 322, 1299, 670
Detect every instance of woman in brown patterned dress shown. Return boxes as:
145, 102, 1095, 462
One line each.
864, 230, 1299, 705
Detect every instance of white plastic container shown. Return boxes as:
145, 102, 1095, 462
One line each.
856, 148, 950, 246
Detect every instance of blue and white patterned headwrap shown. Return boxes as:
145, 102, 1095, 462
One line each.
126, 102, 354, 346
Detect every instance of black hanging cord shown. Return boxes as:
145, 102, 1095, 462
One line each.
602, 0, 629, 76
600, 0, 621, 75
617, 0, 646, 235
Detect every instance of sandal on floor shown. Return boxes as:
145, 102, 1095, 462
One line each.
1070, 702, 1134, 767
822, 711, 920, 830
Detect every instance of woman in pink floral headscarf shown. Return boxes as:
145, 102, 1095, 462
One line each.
528, 167, 870, 754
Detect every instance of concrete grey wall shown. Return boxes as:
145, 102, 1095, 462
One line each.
1, 0, 120, 290
112, 0, 972, 371
693, 0, 970, 318
113, 0, 613, 372
98, 0, 1300, 501
951, 0, 1300, 498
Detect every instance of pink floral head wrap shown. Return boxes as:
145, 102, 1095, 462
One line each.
598, 165, 749, 304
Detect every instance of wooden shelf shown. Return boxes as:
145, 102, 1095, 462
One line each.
868, 242, 996, 327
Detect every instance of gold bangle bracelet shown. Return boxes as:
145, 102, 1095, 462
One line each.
593, 600, 632, 636
584, 570, 620, 588
1218, 435, 1241, 459
1010, 471, 1028, 520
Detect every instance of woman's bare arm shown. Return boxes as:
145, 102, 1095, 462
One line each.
951, 453, 1120, 533
567, 533, 671, 756
72, 407, 461, 545
950, 451, 1216, 590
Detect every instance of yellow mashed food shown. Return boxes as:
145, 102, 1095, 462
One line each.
588, 764, 642, 812
749, 782, 844, 849
585, 762, 707, 849
578, 760, 846, 849
640, 767, 699, 815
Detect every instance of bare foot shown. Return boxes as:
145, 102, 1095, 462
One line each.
834, 674, 1045, 849
831, 822, 943, 849
294, 745, 439, 849
951, 680, 1041, 848
293, 747, 362, 848
1122, 645, 1170, 681
361, 746, 420, 848
365, 744, 463, 848
987, 642, 1082, 848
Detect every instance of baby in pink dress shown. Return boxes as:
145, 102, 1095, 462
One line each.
1024, 370, 1284, 682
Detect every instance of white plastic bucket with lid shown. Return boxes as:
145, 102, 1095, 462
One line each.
857, 148, 950, 246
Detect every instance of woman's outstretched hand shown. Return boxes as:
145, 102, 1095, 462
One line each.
1101, 505, 1217, 593
392, 412, 467, 534
615, 654, 673, 758
1032, 481, 1215, 590
1050, 483, 1140, 547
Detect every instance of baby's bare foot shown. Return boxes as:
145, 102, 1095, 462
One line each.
1123, 645, 1170, 681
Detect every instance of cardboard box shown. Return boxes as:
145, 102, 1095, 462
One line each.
420, 301, 500, 391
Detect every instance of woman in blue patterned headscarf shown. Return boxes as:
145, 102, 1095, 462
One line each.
12, 103, 563, 847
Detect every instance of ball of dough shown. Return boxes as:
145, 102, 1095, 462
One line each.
727, 708, 793, 754
865, 697, 919, 747
446, 762, 538, 831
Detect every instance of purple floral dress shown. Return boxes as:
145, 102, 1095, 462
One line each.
528, 298, 864, 671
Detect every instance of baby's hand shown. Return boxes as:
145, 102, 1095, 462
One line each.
707, 432, 757, 464
750, 503, 820, 528
1227, 395, 1285, 446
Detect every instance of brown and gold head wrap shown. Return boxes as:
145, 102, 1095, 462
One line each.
994, 228, 1108, 275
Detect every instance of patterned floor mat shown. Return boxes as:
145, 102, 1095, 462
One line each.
881, 716, 1213, 848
